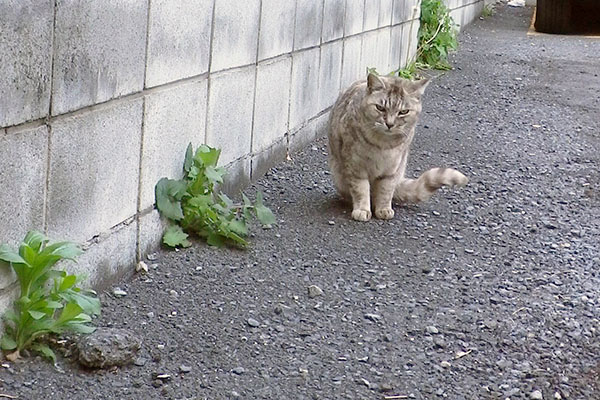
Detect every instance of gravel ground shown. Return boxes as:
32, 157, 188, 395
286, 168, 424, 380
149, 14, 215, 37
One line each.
2, 4, 599, 400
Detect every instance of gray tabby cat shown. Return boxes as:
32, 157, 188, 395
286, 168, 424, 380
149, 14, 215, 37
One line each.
328, 73, 468, 221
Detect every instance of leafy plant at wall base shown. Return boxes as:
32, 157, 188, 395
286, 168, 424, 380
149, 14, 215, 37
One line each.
417, 0, 459, 70
155, 144, 276, 249
0, 231, 100, 362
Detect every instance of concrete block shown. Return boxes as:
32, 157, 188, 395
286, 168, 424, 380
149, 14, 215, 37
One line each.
0, 125, 47, 248
258, 0, 296, 60
289, 112, 329, 153
363, 0, 380, 31
0, 1, 53, 127
52, 0, 147, 115
390, 25, 404, 71
294, 0, 324, 50
361, 30, 390, 75
74, 222, 137, 290
211, 0, 260, 72
47, 99, 143, 243
401, 20, 420, 67
344, 0, 365, 36
318, 41, 344, 113
322, 0, 346, 43
0, 125, 48, 290
393, 0, 419, 25
251, 138, 288, 181
253, 57, 292, 154
206, 67, 256, 166
145, 0, 214, 87
138, 209, 167, 260
140, 79, 208, 211
220, 158, 251, 197
289, 48, 321, 131
379, 0, 394, 27
340, 35, 364, 89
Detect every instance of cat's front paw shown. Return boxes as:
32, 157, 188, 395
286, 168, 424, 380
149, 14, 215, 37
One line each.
375, 208, 395, 220
351, 209, 372, 222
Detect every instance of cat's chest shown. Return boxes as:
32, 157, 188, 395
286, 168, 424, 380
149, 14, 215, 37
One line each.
360, 148, 403, 178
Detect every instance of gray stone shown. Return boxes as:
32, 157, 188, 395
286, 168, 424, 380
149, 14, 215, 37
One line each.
206, 67, 255, 166
322, 0, 346, 43
78, 328, 141, 369
258, 0, 296, 61
52, 0, 147, 115
294, 0, 324, 51
0, 0, 53, 127
530, 390, 544, 400
307, 285, 324, 298
140, 79, 207, 211
211, 0, 260, 72
231, 366, 246, 375
247, 318, 260, 327
253, 57, 292, 153
179, 365, 192, 373
145, 0, 213, 87
47, 99, 142, 242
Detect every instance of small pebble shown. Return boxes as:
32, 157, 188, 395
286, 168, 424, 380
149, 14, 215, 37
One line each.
440, 361, 451, 368
426, 326, 439, 334
247, 318, 260, 327
113, 288, 127, 297
232, 367, 245, 375
530, 389, 543, 399
307, 285, 324, 298
179, 365, 192, 373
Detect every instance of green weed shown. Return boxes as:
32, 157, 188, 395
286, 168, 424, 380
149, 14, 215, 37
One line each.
155, 144, 276, 248
0, 231, 100, 362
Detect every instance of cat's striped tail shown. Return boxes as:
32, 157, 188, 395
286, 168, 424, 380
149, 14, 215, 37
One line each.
394, 167, 468, 204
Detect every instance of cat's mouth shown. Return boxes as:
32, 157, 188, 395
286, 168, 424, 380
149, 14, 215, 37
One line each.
375, 124, 406, 137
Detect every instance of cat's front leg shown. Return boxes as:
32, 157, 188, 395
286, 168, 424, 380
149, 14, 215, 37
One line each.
373, 177, 396, 220
349, 178, 372, 221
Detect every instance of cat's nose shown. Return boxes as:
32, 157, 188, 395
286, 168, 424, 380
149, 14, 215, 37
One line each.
386, 122, 394, 129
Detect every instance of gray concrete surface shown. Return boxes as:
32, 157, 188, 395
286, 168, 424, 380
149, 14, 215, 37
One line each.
4, 4, 598, 400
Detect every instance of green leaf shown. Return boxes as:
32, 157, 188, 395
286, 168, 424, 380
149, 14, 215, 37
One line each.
56, 302, 84, 325
58, 290, 100, 316
155, 178, 187, 221
195, 145, 221, 167
32, 343, 56, 363
59, 275, 77, 291
254, 192, 276, 226
206, 232, 225, 247
183, 143, 194, 174
0, 335, 17, 351
44, 241, 82, 261
0, 244, 27, 265
28, 310, 48, 320
228, 219, 248, 237
163, 225, 192, 248
23, 231, 48, 252
64, 323, 95, 334
204, 166, 225, 184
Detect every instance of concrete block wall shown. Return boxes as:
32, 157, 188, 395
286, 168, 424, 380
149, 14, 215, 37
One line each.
0, 0, 482, 308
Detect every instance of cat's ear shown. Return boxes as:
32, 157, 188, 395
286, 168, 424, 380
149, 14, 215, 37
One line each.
367, 73, 386, 93
407, 78, 430, 97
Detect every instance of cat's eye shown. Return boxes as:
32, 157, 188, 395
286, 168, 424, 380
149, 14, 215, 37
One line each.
399, 109, 410, 115
375, 104, 385, 112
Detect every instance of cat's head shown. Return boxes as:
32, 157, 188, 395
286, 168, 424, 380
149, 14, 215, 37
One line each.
361, 73, 429, 137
